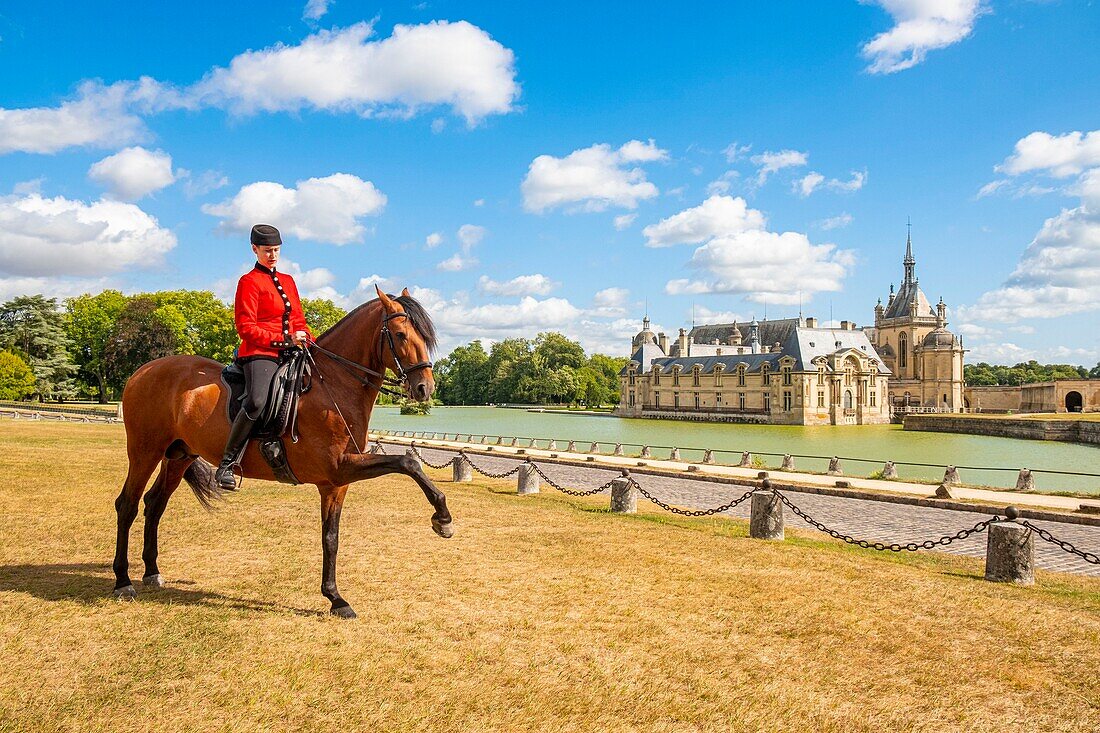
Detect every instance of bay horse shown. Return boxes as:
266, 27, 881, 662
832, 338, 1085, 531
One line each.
113, 285, 452, 618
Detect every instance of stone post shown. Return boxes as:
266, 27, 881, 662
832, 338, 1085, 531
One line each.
703, 449, 715, 464
609, 473, 637, 514
496, 436, 504, 445
669, 447, 680, 461
452, 455, 473, 483
641, 446, 652, 458
781, 454, 795, 471
517, 463, 540, 495
984, 510, 1034, 585
589, 442, 600, 454
881, 461, 899, 479
566, 440, 577, 453
943, 466, 961, 485
548, 440, 557, 451
1015, 469, 1035, 492
749, 485, 784, 540
828, 457, 842, 475
614, 443, 624, 456
738, 452, 752, 467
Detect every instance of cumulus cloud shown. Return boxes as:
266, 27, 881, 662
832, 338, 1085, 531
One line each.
751, 149, 808, 185
796, 172, 825, 197
436, 253, 477, 272
87, 146, 177, 201
643, 195, 766, 247
0, 81, 147, 155
666, 229, 854, 305
722, 142, 751, 163
188, 21, 518, 124
962, 128, 1100, 323
457, 223, 486, 251
202, 172, 386, 245
706, 170, 740, 196
425, 232, 443, 249
798, 170, 867, 197
818, 213, 854, 230
861, 0, 987, 74
0, 192, 176, 277
521, 139, 667, 213
183, 170, 230, 199
477, 273, 557, 296
303, 0, 330, 21
613, 213, 637, 230
589, 286, 630, 317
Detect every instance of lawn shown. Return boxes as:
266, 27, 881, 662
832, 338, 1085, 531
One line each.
1, 421, 1098, 732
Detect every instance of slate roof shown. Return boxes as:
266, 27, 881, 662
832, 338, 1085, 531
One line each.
788, 328, 890, 373
882, 279, 935, 320
688, 317, 801, 348
621, 341, 668, 375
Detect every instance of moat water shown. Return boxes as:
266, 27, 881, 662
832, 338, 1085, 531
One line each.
370, 406, 1100, 495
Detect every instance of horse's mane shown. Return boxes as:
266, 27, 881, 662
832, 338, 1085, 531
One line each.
322, 293, 437, 354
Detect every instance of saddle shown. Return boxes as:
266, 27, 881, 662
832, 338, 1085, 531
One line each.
220, 349, 312, 484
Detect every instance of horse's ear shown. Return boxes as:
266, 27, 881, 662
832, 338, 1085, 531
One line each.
401, 287, 410, 297
375, 284, 396, 310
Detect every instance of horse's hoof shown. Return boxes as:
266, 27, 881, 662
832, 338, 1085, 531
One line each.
142, 574, 165, 589
113, 585, 137, 601
330, 604, 358, 620
432, 518, 455, 539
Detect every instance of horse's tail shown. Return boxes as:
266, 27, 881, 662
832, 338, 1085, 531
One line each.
183, 458, 225, 510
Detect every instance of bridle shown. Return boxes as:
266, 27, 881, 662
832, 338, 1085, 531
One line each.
306, 311, 433, 398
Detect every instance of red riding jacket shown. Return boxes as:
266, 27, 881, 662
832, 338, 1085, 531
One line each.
234, 263, 312, 359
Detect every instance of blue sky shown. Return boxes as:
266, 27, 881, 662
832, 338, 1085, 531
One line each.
1, 1, 1098, 362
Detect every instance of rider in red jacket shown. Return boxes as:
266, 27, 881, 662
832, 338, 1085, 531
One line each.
216, 224, 313, 490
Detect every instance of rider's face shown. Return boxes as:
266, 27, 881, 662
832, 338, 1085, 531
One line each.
252, 244, 280, 269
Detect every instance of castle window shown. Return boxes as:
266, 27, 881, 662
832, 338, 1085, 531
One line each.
737, 365, 746, 386
817, 367, 825, 385
694, 393, 700, 408
714, 364, 724, 387
692, 366, 701, 387
870, 390, 877, 407
782, 366, 792, 386
899, 333, 908, 369
628, 392, 635, 407
762, 363, 771, 385
739, 392, 746, 411
653, 368, 660, 386
628, 368, 636, 387
817, 391, 825, 408
674, 393, 680, 408
763, 393, 770, 412
654, 392, 660, 407
716, 393, 722, 406
673, 367, 681, 387
783, 391, 793, 411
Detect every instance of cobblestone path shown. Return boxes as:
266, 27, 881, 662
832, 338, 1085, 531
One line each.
404, 443, 1100, 578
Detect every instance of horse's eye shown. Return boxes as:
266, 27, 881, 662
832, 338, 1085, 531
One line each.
398, 333, 408, 342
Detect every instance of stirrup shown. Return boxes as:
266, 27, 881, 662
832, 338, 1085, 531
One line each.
216, 461, 241, 491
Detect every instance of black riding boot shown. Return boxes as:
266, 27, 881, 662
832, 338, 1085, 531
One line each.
216, 411, 257, 490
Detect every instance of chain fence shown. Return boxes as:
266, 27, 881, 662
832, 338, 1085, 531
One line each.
387, 438, 1100, 569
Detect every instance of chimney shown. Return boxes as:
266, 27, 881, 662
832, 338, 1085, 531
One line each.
677, 328, 688, 357
657, 332, 668, 353
840, 320, 850, 330
805, 317, 817, 328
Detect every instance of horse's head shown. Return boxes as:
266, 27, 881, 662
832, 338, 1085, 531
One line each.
375, 285, 437, 402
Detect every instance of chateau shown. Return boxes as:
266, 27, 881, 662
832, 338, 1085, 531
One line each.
617, 231, 965, 425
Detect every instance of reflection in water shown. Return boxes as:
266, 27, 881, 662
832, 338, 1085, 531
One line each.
370, 406, 1100, 494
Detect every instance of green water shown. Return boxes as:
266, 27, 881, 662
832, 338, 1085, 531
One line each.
370, 406, 1100, 495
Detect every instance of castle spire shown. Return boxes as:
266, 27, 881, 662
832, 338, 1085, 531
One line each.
903, 218, 916, 285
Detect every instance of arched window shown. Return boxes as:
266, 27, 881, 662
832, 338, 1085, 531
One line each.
761, 363, 771, 385
899, 333, 908, 369
673, 366, 682, 386
692, 365, 701, 387
843, 390, 853, 409
737, 365, 746, 386
714, 364, 724, 387
653, 367, 660, 386
628, 367, 636, 387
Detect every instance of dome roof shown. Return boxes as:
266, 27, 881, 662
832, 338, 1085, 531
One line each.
922, 328, 958, 349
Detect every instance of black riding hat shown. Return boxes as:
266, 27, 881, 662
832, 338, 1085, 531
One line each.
250, 224, 282, 246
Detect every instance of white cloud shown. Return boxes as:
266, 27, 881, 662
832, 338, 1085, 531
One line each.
437, 253, 477, 272
589, 286, 630, 317
751, 149, 808, 185
976, 179, 1009, 198
964, 340, 1097, 366
189, 21, 518, 124
425, 232, 444, 249
457, 223, 486, 251
693, 305, 746, 324
88, 146, 177, 201
818, 213, 854, 230
613, 213, 636, 230
796, 172, 825, 197
0, 193, 176, 277
0, 81, 147, 155
202, 172, 386, 245
473, 198, 485, 207
643, 194, 767, 247
828, 169, 866, 192
0, 275, 113, 302
521, 139, 667, 213
706, 170, 740, 196
998, 130, 1100, 178
861, 0, 987, 74
183, 170, 229, 199
963, 128, 1100, 323
303, 0, 330, 21
12, 179, 45, 195
477, 273, 558, 296
722, 142, 751, 163
666, 229, 854, 305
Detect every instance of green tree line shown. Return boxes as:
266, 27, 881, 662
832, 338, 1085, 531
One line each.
0, 291, 346, 403
964, 361, 1100, 386
434, 333, 628, 407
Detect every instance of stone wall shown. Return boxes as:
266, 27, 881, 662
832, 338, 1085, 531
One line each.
904, 415, 1100, 445
965, 386, 1022, 413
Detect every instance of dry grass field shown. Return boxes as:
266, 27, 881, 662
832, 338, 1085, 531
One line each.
1, 421, 1098, 732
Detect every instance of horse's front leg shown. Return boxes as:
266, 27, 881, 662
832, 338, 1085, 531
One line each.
337, 450, 454, 538
318, 483, 356, 619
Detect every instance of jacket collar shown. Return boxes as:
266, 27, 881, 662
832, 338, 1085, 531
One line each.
253, 262, 277, 275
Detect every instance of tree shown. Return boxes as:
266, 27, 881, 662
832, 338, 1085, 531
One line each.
964, 360, 1092, 387
0, 295, 76, 401
0, 351, 36, 400
435, 340, 490, 405
145, 290, 236, 362
486, 338, 534, 403
66, 290, 129, 402
533, 332, 586, 370
301, 297, 348, 336
103, 297, 179, 392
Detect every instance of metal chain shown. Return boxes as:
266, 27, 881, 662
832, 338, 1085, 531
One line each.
408, 443, 457, 470
459, 451, 523, 479
528, 462, 616, 496
630, 477, 757, 517
1020, 520, 1100, 565
773, 490, 1000, 552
